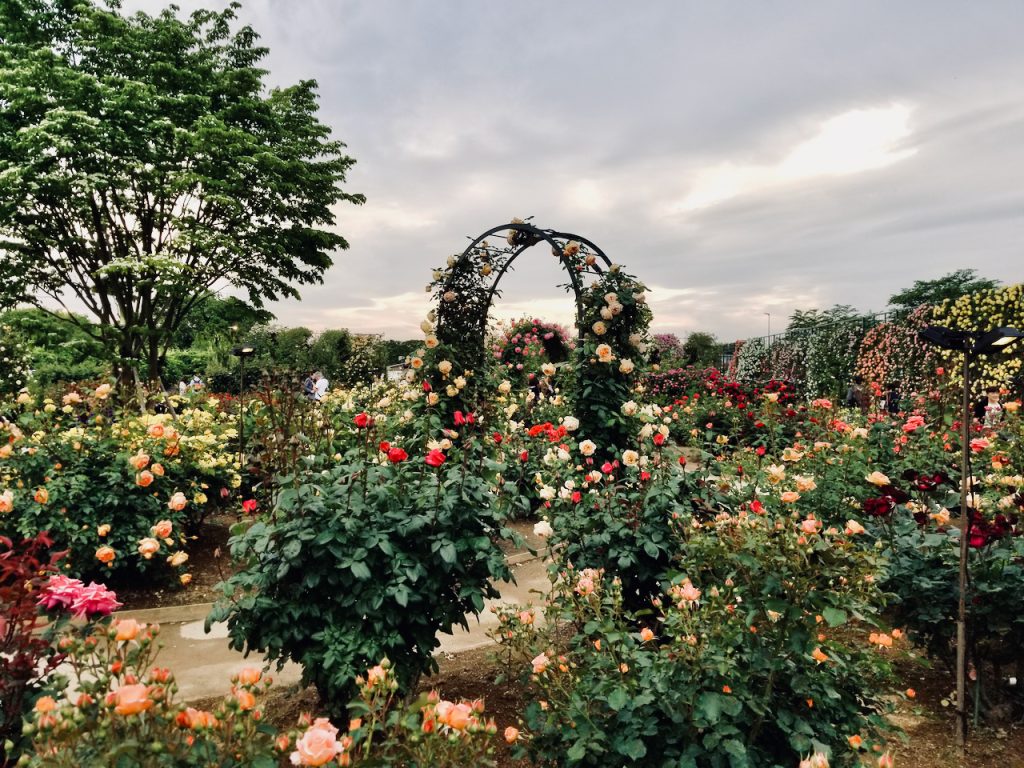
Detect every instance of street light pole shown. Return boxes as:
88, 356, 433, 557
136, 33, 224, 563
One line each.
919, 325, 1023, 749
764, 312, 771, 339
231, 345, 256, 475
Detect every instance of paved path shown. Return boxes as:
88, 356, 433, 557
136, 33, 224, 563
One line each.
116, 554, 552, 701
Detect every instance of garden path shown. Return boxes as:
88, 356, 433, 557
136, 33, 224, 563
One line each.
116, 552, 552, 701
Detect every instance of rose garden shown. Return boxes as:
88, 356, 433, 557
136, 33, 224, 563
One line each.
2, 3, 1024, 768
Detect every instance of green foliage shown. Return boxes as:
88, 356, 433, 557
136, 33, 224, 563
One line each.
209, 419, 514, 714
0, 309, 107, 390
0, 0, 363, 382
889, 269, 1000, 312
0, 389, 238, 581
498, 514, 893, 767
170, 295, 275, 350
681, 330, 720, 368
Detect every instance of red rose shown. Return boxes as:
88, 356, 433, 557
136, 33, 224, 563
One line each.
353, 413, 372, 429
520, 451, 529, 462
387, 447, 408, 464
601, 462, 614, 474
653, 433, 666, 446
492, 432, 503, 444
425, 449, 446, 468
379, 441, 391, 453
571, 491, 582, 504
242, 499, 258, 515
422, 380, 432, 392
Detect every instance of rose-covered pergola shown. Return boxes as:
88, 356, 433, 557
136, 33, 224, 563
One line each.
419, 219, 653, 453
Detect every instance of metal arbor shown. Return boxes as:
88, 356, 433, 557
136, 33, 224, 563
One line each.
431, 220, 613, 358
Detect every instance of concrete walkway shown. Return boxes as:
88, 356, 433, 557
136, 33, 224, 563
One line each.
116, 553, 552, 701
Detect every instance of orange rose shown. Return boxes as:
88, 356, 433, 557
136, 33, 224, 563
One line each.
95, 545, 116, 564
237, 667, 262, 686
179, 573, 192, 586
179, 707, 218, 729
147, 423, 165, 438
34, 696, 57, 714
152, 519, 173, 538
164, 443, 180, 457
504, 726, 520, 744
780, 491, 801, 504
0, 444, 11, 459
130, 451, 150, 471
112, 684, 152, 716
0, 489, 13, 514
151, 463, 165, 477
34, 487, 49, 504
97, 524, 111, 537
640, 627, 655, 642
235, 689, 256, 711
136, 471, 154, 488
115, 618, 142, 642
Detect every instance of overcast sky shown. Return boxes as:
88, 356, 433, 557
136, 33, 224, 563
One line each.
127, 0, 1024, 342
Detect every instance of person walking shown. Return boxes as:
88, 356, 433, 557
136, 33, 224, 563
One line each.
302, 372, 316, 400
884, 382, 901, 417
973, 385, 1004, 428
844, 376, 867, 412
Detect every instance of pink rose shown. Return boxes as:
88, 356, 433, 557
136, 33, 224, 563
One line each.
70, 582, 122, 619
37, 574, 85, 612
531, 653, 549, 674
290, 721, 343, 766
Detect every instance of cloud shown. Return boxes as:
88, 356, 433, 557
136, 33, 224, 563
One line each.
673, 105, 917, 213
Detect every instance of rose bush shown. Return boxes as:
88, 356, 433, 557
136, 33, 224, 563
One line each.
0, 386, 239, 582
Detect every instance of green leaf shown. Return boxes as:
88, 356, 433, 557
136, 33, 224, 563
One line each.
350, 561, 371, 580
822, 607, 848, 627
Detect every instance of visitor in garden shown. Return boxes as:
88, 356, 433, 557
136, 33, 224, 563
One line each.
178, 380, 187, 396
189, 373, 204, 391
314, 371, 329, 401
884, 382, 901, 416
844, 375, 867, 411
302, 372, 316, 400
973, 385, 1004, 427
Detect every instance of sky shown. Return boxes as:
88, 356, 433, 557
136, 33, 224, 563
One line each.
125, 0, 1024, 342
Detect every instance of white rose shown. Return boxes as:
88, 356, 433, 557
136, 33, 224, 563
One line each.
592, 321, 607, 336
562, 416, 579, 432
533, 520, 553, 537
621, 400, 638, 417
622, 450, 640, 466
541, 363, 556, 376
619, 359, 635, 374
579, 439, 597, 456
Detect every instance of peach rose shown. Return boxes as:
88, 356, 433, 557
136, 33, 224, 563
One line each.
504, 726, 520, 744
167, 492, 187, 511
781, 491, 801, 504
94, 383, 112, 399
291, 722, 343, 766
234, 689, 256, 710
640, 627, 655, 642
130, 451, 150, 471
152, 519, 173, 538
137, 537, 160, 559
531, 653, 549, 674
179, 707, 218, 729
97, 523, 111, 537
0, 444, 11, 459
865, 471, 890, 486
151, 463, 165, 477
136, 470, 154, 488
167, 551, 189, 567
95, 545, 116, 564
445, 702, 472, 731
147, 423, 165, 438
112, 683, 152, 716
0, 489, 13, 514
237, 667, 262, 686
115, 618, 142, 642
35, 696, 57, 714
800, 516, 822, 534
34, 487, 49, 504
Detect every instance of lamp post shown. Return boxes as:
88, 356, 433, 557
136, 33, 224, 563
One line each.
231, 345, 255, 473
764, 312, 771, 340
918, 325, 1024, 748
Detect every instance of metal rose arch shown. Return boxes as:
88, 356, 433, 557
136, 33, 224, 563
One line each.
431, 219, 613, 361
419, 219, 653, 456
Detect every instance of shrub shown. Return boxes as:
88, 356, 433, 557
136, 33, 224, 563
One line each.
0, 533, 65, 763
497, 511, 895, 767
0, 386, 239, 581
209, 412, 514, 714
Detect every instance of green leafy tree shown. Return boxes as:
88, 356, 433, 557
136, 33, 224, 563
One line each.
681, 331, 720, 367
0, 308, 108, 387
0, 1, 363, 388
888, 269, 999, 313
170, 295, 275, 350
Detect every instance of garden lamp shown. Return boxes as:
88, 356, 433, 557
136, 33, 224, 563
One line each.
231, 346, 256, 472
918, 325, 1023, 748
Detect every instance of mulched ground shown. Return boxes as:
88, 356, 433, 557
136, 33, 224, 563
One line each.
117, 513, 241, 610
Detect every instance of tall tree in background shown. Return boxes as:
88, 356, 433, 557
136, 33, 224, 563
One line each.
681, 331, 720, 367
888, 269, 999, 313
0, 0, 363, 387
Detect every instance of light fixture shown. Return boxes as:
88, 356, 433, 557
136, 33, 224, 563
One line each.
918, 325, 970, 351
973, 327, 1024, 354
232, 345, 255, 357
